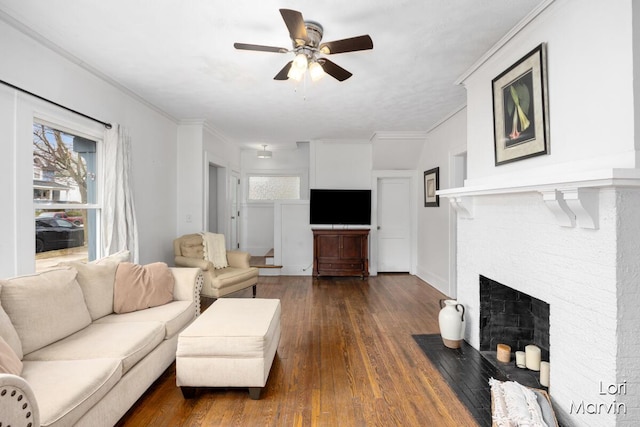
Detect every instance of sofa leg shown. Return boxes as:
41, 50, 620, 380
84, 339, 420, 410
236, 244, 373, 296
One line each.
181, 386, 197, 399
248, 387, 262, 400
252, 284, 257, 298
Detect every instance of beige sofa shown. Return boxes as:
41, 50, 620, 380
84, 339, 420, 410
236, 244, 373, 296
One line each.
0, 251, 203, 427
174, 233, 258, 298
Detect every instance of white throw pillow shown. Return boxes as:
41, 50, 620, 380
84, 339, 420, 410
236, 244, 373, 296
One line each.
92, 249, 131, 265
62, 261, 117, 320
0, 268, 92, 355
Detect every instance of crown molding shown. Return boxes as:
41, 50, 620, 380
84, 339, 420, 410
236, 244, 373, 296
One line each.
454, 0, 556, 86
0, 9, 178, 124
370, 131, 427, 141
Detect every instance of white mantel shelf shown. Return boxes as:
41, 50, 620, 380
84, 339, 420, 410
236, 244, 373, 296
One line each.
437, 168, 640, 228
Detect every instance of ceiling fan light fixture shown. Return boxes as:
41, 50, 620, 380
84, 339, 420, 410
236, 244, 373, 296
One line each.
292, 53, 308, 71
287, 65, 304, 81
309, 60, 325, 81
257, 144, 272, 158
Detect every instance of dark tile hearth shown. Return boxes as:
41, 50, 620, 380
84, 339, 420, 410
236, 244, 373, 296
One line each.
412, 334, 552, 427
413, 334, 507, 427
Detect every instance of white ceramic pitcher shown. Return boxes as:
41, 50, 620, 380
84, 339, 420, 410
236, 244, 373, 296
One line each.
438, 299, 465, 349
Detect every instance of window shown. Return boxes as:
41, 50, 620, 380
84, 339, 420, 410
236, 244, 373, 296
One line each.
33, 122, 100, 270
247, 175, 301, 201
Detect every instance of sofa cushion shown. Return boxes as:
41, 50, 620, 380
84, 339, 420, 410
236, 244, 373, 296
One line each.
0, 335, 22, 375
177, 298, 281, 358
61, 261, 117, 320
0, 288, 23, 359
95, 300, 195, 339
179, 234, 204, 259
22, 358, 122, 427
0, 268, 92, 355
24, 321, 165, 374
210, 267, 259, 290
113, 262, 174, 314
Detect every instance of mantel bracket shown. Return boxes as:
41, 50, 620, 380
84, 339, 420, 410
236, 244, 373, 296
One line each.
449, 196, 474, 219
539, 188, 599, 229
562, 188, 599, 229
540, 190, 576, 227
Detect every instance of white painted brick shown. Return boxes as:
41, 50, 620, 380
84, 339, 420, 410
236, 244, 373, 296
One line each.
456, 188, 639, 426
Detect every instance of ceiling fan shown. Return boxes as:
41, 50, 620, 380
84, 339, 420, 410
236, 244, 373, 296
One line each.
234, 9, 373, 82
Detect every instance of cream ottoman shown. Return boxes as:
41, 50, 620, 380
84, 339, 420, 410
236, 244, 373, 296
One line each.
176, 298, 281, 400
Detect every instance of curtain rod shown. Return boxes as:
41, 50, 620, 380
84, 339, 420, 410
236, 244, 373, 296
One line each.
1, 79, 112, 129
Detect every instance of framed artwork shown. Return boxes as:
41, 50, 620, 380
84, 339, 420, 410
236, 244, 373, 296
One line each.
492, 43, 549, 166
423, 167, 439, 207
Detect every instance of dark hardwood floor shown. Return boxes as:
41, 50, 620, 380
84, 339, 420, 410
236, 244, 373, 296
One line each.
116, 274, 479, 426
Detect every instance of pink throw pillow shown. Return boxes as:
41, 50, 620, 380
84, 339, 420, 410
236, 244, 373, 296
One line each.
113, 262, 174, 314
0, 335, 22, 375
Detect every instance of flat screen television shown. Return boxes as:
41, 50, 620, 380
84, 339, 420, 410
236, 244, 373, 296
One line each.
309, 189, 371, 225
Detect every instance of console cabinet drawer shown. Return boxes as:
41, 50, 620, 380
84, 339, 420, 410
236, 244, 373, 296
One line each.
318, 262, 364, 271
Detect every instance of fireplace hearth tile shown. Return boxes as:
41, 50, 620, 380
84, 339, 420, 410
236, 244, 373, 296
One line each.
412, 334, 508, 427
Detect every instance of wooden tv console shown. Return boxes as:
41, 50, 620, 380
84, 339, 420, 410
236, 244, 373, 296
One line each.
312, 229, 369, 278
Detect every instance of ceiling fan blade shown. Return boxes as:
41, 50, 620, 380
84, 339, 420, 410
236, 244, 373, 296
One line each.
319, 58, 352, 81
280, 9, 309, 45
234, 43, 288, 53
319, 35, 373, 54
274, 61, 293, 80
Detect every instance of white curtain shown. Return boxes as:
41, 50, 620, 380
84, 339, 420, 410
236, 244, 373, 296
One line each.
102, 124, 139, 262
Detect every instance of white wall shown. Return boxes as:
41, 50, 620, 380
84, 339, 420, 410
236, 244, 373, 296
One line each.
417, 108, 467, 297
0, 19, 178, 277
462, 0, 637, 188
311, 140, 372, 189
202, 126, 241, 245
176, 123, 204, 237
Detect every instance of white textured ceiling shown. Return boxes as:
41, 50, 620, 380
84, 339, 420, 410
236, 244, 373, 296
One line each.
0, 0, 544, 151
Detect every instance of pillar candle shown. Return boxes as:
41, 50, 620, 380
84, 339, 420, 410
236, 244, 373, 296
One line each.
515, 351, 526, 368
525, 345, 541, 371
496, 343, 511, 363
540, 361, 550, 387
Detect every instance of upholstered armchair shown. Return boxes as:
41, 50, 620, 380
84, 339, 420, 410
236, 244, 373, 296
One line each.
173, 233, 258, 299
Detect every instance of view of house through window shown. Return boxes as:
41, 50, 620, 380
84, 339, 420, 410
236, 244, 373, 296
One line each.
248, 175, 301, 200
33, 122, 100, 270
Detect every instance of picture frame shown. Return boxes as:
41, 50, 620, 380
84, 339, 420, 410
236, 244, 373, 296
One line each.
492, 43, 549, 166
424, 167, 439, 207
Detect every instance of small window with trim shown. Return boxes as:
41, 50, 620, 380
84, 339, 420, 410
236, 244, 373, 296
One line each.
247, 175, 301, 201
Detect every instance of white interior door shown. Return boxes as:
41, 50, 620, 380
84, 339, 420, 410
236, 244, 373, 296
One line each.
230, 174, 240, 250
377, 177, 411, 272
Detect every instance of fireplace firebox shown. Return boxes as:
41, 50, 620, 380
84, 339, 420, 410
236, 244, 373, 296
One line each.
479, 275, 550, 361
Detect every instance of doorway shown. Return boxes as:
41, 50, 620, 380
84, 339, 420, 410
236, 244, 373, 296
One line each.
376, 177, 412, 272
229, 172, 240, 250
208, 164, 219, 233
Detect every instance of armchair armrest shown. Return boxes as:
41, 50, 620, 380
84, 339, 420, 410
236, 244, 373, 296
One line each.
226, 250, 251, 268
0, 373, 40, 427
175, 256, 212, 271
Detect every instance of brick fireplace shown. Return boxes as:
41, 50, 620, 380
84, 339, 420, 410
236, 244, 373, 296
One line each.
440, 176, 640, 427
